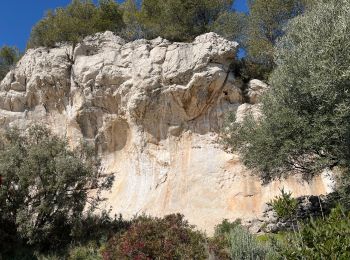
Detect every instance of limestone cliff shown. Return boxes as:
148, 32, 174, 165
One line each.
0, 32, 333, 233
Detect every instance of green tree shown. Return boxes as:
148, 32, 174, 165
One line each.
210, 11, 247, 42
27, 0, 124, 52
120, 0, 146, 41
0, 125, 113, 251
0, 46, 21, 80
245, 0, 312, 79
224, 0, 350, 182
139, 0, 234, 41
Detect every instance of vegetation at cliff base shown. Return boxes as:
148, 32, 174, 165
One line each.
0, 125, 114, 257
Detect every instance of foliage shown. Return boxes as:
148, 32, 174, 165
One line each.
119, 0, 146, 41
277, 205, 350, 259
270, 188, 298, 220
245, 0, 312, 79
228, 225, 277, 260
0, 125, 113, 252
210, 11, 247, 42
67, 243, 102, 260
0, 45, 21, 80
209, 219, 277, 259
214, 218, 242, 237
138, 0, 237, 42
27, 0, 124, 50
103, 213, 208, 260
224, 0, 350, 181
71, 212, 131, 246
209, 219, 242, 259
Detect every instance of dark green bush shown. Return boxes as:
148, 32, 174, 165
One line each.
0, 125, 113, 254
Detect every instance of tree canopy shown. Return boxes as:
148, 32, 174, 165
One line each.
224, 0, 350, 181
27, 0, 124, 49
242, 0, 313, 79
138, 0, 237, 41
0, 125, 113, 251
27, 0, 246, 48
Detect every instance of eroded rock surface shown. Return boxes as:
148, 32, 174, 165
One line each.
0, 32, 333, 233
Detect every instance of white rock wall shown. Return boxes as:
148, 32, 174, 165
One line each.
0, 32, 332, 233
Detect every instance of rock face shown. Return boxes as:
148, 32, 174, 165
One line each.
0, 32, 333, 233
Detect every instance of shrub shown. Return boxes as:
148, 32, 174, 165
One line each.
68, 243, 102, 260
0, 125, 113, 251
103, 214, 208, 260
209, 219, 242, 259
209, 219, 277, 260
138, 0, 234, 42
270, 188, 298, 220
228, 225, 277, 260
278, 205, 350, 259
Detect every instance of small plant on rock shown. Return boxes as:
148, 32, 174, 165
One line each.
270, 188, 298, 221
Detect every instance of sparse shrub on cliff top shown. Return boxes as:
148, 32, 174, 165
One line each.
103, 213, 208, 260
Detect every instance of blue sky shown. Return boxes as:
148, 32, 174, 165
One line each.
0, 0, 248, 51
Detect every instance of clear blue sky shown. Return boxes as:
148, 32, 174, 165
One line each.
0, 0, 248, 51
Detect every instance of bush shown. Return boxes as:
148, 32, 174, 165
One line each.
209, 219, 242, 259
68, 243, 102, 260
228, 225, 277, 260
103, 214, 208, 260
270, 188, 298, 220
278, 205, 350, 259
209, 219, 277, 260
0, 45, 21, 80
0, 125, 113, 252
138, 0, 234, 42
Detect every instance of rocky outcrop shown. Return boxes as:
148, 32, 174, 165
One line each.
0, 31, 333, 233
246, 194, 335, 234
